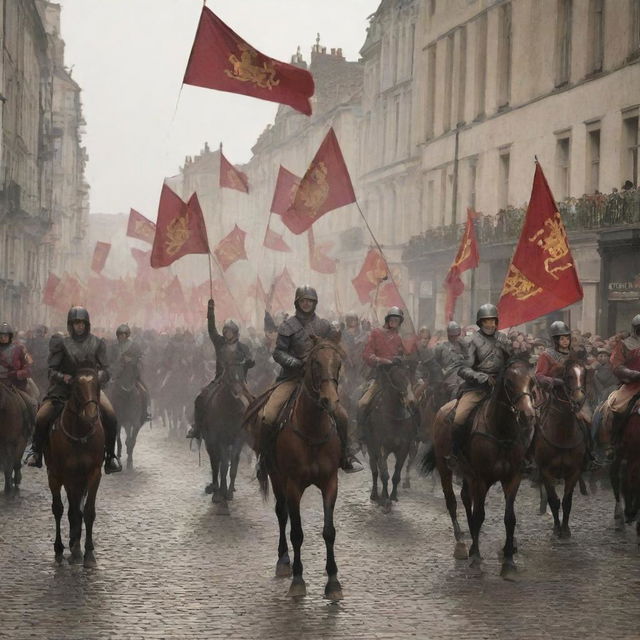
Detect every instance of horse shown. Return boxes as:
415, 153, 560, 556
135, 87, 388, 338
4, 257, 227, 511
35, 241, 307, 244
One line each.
45, 368, 104, 567
110, 361, 145, 470
0, 381, 31, 492
250, 336, 345, 600
421, 357, 537, 578
200, 362, 252, 505
365, 364, 417, 506
157, 367, 190, 439
534, 358, 587, 537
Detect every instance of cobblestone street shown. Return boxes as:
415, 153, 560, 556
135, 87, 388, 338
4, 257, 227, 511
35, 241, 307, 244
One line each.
1, 424, 639, 640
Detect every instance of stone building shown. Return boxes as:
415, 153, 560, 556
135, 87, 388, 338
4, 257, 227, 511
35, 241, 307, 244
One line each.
403, 0, 640, 334
0, 0, 89, 328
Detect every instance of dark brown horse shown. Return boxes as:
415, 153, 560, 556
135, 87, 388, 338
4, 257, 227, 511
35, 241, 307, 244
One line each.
45, 368, 104, 567
421, 358, 537, 577
534, 359, 587, 537
365, 364, 417, 506
0, 381, 31, 492
201, 362, 252, 507
251, 336, 345, 600
111, 362, 145, 470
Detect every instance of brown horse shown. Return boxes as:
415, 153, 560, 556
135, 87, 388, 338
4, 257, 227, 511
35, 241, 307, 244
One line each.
421, 358, 537, 577
111, 361, 145, 470
365, 364, 417, 506
0, 381, 31, 492
534, 359, 587, 536
45, 368, 104, 567
251, 336, 344, 600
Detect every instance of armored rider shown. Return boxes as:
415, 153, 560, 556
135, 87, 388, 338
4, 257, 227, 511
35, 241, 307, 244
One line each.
262, 285, 363, 473
24, 307, 122, 473
187, 298, 255, 439
434, 321, 467, 401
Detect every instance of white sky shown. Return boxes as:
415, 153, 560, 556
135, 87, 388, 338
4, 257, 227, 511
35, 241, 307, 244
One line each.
60, 0, 380, 218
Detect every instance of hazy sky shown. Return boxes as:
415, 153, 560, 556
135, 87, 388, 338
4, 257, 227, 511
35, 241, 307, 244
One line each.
60, 0, 380, 218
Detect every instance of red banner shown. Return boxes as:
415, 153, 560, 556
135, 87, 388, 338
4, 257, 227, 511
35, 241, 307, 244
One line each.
150, 185, 210, 268
214, 224, 247, 271
352, 249, 388, 304
127, 208, 156, 245
497, 162, 583, 327
282, 128, 356, 234
270, 267, 295, 314
308, 228, 337, 274
183, 6, 314, 116
163, 276, 186, 314
91, 241, 111, 273
42, 273, 61, 307
263, 226, 291, 252
248, 276, 267, 307
219, 150, 249, 193
131, 248, 152, 278
270, 166, 300, 216
443, 208, 480, 321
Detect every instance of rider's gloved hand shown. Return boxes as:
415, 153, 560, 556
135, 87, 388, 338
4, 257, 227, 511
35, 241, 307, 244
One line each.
475, 372, 489, 385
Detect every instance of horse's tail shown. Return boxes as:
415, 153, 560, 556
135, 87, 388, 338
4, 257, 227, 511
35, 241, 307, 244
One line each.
419, 443, 437, 477
256, 453, 270, 501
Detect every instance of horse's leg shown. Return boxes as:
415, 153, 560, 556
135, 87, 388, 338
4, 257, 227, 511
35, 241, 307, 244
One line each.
66, 487, 83, 564
379, 451, 390, 503
3, 469, 11, 493
460, 478, 473, 535
49, 477, 64, 562
273, 477, 291, 577
210, 446, 222, 503
227, 441, 241, 500
542, 469, 562, 535
403, 440, 417, 489
13, 461, 22, 489
538, 482, 548, 515
611, 456, 624, 529
390, 445, 409, 502
219, 444, 230, 502
468, 480, 487, 566
560, 468, 581, 539
83, 469, 101, 568
286, 483, 306, 597
437, 458, 467, 559
322, 473, 343, 601
368, 442, 379, 502
116, 424, 122, 459
500, 475, 520, 579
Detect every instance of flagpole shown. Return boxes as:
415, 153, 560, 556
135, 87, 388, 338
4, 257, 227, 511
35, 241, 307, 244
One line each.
209, 251, 246, 323
207, 253, 214, 299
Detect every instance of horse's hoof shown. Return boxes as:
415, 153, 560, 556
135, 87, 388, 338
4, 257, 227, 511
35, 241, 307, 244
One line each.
226, 490, 234, 502
325, 579, 343, 601
204, 483, 214, 495
83, 552, 97, 569
126, 459, 133, 471
214, 501, 230, 516
369, 492, 378, 502
275, 560, 292, 578
469, 553, 482, 568
68, 552, 82, 565
453, 542, 468, 560
382, 500, 392, 514
500, 560, 517, 581
287, 578, 307, 598
559, 527, 572, 539
211, 492, 222, 504
55, 553, 64, 565
390, 493, 398, 503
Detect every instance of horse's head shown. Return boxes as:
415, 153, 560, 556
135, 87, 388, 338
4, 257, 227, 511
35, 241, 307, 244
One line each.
70, 367, 101, 423
562, 357, 587, 412
501, 357, 537, 428
220, 362, 247, 397
383, 361, 414, 403
304, 335, 344, 414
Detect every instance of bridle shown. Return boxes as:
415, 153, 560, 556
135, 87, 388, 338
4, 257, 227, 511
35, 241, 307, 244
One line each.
380, 364, 409, 395
59, 374, 101, 444
304, 342, 342, 400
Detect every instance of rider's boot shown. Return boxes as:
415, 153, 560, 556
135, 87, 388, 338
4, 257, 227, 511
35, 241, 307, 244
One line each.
101, 404, 122, 474
139, 384, 152, 424
186, 391, 205, 439
447, 422, 468, 470
24, 401, 58, 468
606, 411, 624, 462
336, 407, 363, 473
580, 420, 601, 471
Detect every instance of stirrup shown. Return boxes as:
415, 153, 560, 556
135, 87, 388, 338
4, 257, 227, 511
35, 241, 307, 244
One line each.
185, 425, 200, 439
104, 455, 122, 474
24, 447, 42, 469
341, 454, 364, 474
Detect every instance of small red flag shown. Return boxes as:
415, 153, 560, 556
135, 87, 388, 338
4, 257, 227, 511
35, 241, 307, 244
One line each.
270, 267, 296, 314
308, 228, 337, 274
131, 248, 152, 277
263, 226, 291, 252
248, 276, 267, 307
443, 208, 480, 321
377, 281, 405, 309
219, 150, 249, 193
283, 128, 356, 235
183, 6, 314, 116
127, 209, 156, 245
42, 273, 61, 306
163, 276, 186, 313
497, 162, 583, 328
214, 224, 247, 271
352, 249, 388, 304
91, 241, 111, 273
150, 185, 210, 268
270, 166, 300, 216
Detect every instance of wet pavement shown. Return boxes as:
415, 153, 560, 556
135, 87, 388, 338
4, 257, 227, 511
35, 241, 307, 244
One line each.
1, 424, 639, 639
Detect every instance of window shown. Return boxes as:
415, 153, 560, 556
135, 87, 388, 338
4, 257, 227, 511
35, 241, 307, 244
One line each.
556, 135, 571, 200
631, 0, 640, 57
499, 150, 510, 209
474, 14, 487, 119
426, 45, 437, 138
586, 124, 600, 193
497, 3, 512, 108
555, 0, 572, 86
588, 0, 604, 74
622, 113, 639, 187
457, 26, 467, 126
468, 158, 478, 210
429, 0, 436, 17
427, 179, 435, 228
394, 97, 401, 158
443, 34, 454, 132
440, 169, 448, 226
409, 23, 416, 77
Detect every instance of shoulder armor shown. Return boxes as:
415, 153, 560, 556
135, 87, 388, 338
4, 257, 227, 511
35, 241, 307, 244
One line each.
623, 335, 640, 351
278, 317, 303, 337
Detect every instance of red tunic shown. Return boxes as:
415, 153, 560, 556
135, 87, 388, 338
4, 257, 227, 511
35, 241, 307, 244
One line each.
535, 350, 566, 381
362, 327, 405, 367
0, 343, 31, 391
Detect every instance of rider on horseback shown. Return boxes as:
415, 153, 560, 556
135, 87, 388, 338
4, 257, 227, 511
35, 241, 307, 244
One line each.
24, 307, 122, 474
0, 322, 37, 428
262, 285, 363, 473
113, 324, 151, 425
186, 298, 255, 440
535, 320, 596, 470
434, 321, 466, 401
608, 314, 640, 451
357, 307, 414, 434
449, 304, 512, 466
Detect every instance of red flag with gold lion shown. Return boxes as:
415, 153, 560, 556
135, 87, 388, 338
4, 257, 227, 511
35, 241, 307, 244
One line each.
497, 162, 582, 327
214, 225, 247, 271
352, 249, 388, 304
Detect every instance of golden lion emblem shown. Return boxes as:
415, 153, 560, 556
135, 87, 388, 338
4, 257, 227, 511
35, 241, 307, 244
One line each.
225, 44, 280, 90
165, 209, 191, 256
296, 161, 330, 218
528, 212, 573, 280
501, 264, 542, 301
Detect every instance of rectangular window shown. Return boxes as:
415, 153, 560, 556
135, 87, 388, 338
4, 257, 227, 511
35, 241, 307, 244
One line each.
556, 135, 571, 200
588, 0, 605, 73
457, 26, 467, 126
409, 23, 416, 76
586, 125, 601, 193
440, 169, 448, 226
427, 179, 435, 228
497, 3, 512, 108
623, 114, 639, 187
443, 34, 454, 132
631, 0, 640, 56
475, 14, 487, 118
499, 151, 510, 209
394, 97, 401, 158
468, 158, 478, 209
426, 45, 436, 138
555, 0, 572, 86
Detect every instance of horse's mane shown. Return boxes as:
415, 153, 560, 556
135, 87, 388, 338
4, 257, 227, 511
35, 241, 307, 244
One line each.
307, 336, 346, 360
491, 355, 531, 401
